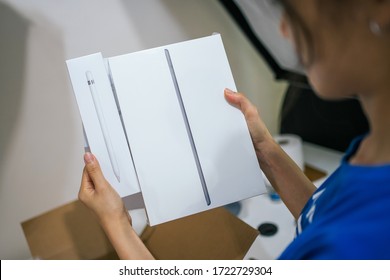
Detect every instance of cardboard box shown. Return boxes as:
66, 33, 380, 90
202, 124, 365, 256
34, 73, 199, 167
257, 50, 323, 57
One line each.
21, 200, 118, 260
66, 34, 266, 225
140, 207, 259, 260
21, 200, 258, 260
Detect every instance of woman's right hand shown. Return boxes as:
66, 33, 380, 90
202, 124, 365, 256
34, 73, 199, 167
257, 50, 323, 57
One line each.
224, 88, 273, 156
79, 153, 154, 259
79, 152, 130, 226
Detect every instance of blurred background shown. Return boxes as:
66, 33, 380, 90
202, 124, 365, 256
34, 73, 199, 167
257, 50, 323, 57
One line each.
0, 0, 287, 259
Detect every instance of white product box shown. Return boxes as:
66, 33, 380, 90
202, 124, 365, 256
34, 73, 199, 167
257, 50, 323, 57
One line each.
66, 34, 266, 225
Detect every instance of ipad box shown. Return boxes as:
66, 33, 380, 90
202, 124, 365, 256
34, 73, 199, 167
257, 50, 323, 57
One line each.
66, 34, 266, 226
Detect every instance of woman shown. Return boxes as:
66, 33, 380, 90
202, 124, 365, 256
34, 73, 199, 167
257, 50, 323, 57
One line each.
79, 0, 390, 259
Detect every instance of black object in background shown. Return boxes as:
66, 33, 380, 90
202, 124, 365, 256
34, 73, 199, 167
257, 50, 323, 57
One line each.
280, 86, 369, 152
219, 0, 369, 152
219, 0, 308, 87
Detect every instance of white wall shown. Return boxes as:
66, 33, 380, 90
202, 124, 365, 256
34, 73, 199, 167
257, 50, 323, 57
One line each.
0, 0, 286, 259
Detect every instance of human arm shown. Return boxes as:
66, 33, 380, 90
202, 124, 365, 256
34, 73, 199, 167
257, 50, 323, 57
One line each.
224, 89, 316, 219
79, 152, 154, 260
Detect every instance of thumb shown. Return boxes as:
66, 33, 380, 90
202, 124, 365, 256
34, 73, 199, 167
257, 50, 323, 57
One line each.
83, 152, 107, 190
224, 88, 259, 121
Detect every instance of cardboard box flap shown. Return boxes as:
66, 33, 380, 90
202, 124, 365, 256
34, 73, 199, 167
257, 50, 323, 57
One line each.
22, 201, 258, 260
21, 200, 118, 260
141, 207, 259, 260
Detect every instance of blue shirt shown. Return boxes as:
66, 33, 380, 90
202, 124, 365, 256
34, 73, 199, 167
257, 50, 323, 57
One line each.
279, 136, 390, 259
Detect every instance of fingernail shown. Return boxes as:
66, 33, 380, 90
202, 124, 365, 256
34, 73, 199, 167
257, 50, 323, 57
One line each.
84, 152, 95, 164
225, 88, 235, 95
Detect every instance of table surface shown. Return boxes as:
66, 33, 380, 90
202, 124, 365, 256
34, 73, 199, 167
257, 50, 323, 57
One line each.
129, 142, 344, 260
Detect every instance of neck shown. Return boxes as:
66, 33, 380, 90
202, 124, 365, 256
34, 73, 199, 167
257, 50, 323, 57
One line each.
350, 90, 390, 165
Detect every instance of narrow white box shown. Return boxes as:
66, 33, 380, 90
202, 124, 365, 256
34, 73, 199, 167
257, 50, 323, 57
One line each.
67, 34, 266, 225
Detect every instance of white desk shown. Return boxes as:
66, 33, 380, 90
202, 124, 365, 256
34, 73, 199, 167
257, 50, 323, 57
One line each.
129, 142, 343, 259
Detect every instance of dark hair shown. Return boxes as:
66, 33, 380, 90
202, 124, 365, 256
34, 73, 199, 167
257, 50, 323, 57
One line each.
274, 0, 357, 67
273, 0, 315, 66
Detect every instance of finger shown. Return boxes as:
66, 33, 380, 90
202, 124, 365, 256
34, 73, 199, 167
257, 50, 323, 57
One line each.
79, 166, 93, 201
80, 166, 93, 190
224, 88, 240, 107
224, 88, 259, 120
83, 152, 107, 190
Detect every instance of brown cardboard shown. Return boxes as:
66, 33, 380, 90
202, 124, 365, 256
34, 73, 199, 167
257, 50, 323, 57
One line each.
21, 200, 118, 260
140, 207, 259, 260
21, 201, 258, 260
304, 164, 327, 182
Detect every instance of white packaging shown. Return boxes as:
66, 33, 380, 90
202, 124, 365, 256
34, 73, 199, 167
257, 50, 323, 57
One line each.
66, 34, 266, 225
